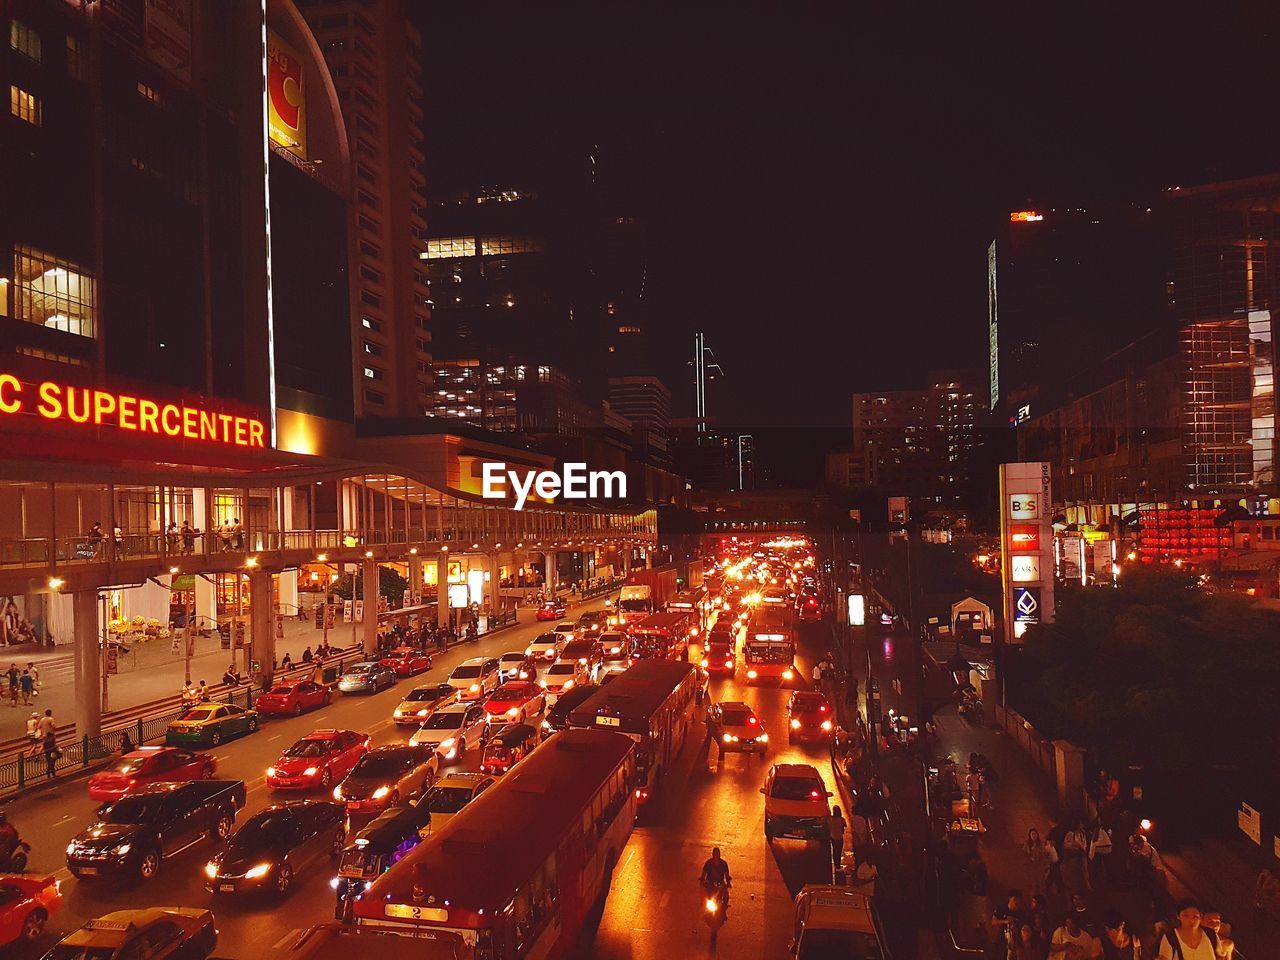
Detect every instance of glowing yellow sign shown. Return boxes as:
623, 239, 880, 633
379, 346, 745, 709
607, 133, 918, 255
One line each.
267, 31, 306, 158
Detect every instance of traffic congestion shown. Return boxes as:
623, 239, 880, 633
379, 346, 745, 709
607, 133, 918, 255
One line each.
0, 537, 891, 960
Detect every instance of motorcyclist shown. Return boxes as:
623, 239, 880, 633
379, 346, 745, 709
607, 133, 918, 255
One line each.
0, 812, 20, 867
699, 847, 732, 910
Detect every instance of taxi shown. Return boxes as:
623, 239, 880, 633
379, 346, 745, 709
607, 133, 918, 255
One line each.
45, 908, 218, 960
482, 681, 546, 724
762, 763, 832, 842
391, 682, 457, 726
164, 702, 258, 747
706, 701, 769, 754
788, 885, 889, 959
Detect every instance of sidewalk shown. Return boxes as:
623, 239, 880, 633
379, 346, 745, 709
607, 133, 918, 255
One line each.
930, 709, 1267, 958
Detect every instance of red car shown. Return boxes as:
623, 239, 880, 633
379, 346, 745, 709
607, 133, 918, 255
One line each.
0, 874, 61, 947
797, 596, 822, 622
266, 728, 369, 791
788, 691, 834, 742
483, 681, 547, 724
87, 747, 215, 802
380, 646, 433, 677
535, 600, 567, 621
255, 677, 332, 716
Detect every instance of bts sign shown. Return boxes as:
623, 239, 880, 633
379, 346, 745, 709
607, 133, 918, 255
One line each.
999, 463, 1054, 644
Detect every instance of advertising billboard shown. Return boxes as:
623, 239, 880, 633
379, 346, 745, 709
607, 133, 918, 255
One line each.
988, 240, 999, 409
267, 31, 307, 158
999, 462, 1054, 644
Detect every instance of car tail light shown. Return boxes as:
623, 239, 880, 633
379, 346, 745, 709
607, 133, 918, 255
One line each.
821, 720, 833, 731
748, 717, 758, 725
819, 705, 827, 712
809, 790, 820, 798
791, 719, 801, 729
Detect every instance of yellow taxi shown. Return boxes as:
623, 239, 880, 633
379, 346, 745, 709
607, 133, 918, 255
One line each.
164, 702, 258, 747
788, 885, 888, 959
45, 908, 218, 960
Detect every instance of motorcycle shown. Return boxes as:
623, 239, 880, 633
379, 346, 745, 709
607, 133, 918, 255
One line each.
465, 624, 479, 643
958, 689, 982, 720
702, 880, 729, 940
1, 841, 31, 873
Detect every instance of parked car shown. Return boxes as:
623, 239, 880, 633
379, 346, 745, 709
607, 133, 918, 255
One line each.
535, 600, 567, 621
266, 729, 369, 791
165, 703, 258, 747
479, 723, 540, 775
337, 662, 397, 695
88, 747, 216, 803
446, 657, 500, 701
408, 702, 489, 761
0, 874, 61, 947
205, 800, 347, 897
391, 682, 457, 726
482, 681, 546, 724
496, 650, 540, 683
255, 678, 332, 717
378, 647, 432, 677
67, 780, 246, 881
332, 745, 437, 813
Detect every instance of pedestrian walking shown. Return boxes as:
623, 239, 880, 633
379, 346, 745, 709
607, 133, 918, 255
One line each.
6, 664, 18, 707
1089, 822, 1114, 887
811, 660, 823, 693
1025, 827, 1051, 896
19, 669, 33, 705
26, 662, 38, 697
1063, 819, 1091, 894
37, 709, 55, 738
849, 807, 872, 862
42, 729, 59, 779
828, 805, 847, 879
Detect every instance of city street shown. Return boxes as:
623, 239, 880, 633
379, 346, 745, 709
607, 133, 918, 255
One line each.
5, 599, 608, 960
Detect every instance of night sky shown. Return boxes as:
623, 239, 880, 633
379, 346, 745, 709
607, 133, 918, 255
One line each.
417, 4, 1280, 435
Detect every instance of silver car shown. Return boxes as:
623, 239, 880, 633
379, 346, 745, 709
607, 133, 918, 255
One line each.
337, 661, 396, 694
410, 702, 489, 762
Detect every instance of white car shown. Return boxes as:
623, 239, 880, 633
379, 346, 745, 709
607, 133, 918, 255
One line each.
525, 632, 565, 662
540, 660, 588, 701
497, 650, 538, 683
410, 702, 490, 761
447, 657, 501, 701
552, 622, 578, 643
598, 631, 634, 675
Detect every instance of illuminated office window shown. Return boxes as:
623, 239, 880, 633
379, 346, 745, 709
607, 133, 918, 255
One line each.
10, 86, 40, 126
9, 21, 41, 63
424, 237, 476, 259
13, 246, 97, 338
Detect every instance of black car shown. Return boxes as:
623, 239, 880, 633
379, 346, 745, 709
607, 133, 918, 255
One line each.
205, 800, 347, 896
576, 611, 606, 634
333, 803, 433, 919
67, 780, 246, 882
541, 683, 599, 734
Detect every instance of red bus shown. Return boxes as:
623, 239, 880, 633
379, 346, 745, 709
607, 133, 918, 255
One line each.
567, 660, 700, 809
629, 611, 694, 661
352, 729, 636, 960
744, 606, 796, 683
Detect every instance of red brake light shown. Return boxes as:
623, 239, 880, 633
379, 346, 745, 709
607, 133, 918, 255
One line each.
748, 716, 758, 725
809, 790, 820, 798
819, 705, 827, 712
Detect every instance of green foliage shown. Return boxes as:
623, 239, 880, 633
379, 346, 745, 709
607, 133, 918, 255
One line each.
1007, 567, 1280, 772
330, 566, 409, 603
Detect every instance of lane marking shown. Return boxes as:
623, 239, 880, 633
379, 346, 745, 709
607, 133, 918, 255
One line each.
267, 734, 282, 742
272, 929, 301, 950
658, 890, 671, 909
54, 815, 73, 825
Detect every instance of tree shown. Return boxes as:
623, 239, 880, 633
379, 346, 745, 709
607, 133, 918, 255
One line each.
331, 566, 409, 604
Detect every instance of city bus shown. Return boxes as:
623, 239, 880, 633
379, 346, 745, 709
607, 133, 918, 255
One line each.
567, 659, 700, 809
629, 610, 694, 661
665, 587, 708, 632
351, 729, 637, 960
744, 606, 796, 683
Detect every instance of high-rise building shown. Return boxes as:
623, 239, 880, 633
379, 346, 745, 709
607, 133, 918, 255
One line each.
850, 370, 985, 505
296, 0, 430, 419
606, 376, 671, 462
1, 0, 353, 438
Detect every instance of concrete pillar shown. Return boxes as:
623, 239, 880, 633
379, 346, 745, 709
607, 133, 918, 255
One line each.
408, 557, 423, 606
437, 555, 449, 628
978, 674, 999, 727
362, 560, 379, 656
622, 548, 632, 577
249, 569, 273, 688
544, 551, 556, 594
279, 569, 298, 617
486, 552, 499, 611
192, 487, 207, 547
73, 590, 102, 738
1054, 740, 1086, 818
195, 573, 218, 629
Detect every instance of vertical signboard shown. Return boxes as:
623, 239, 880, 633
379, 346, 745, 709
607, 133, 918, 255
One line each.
988, 240, 999, 410
267, 31, 307, 158
999, 462, 1054, 643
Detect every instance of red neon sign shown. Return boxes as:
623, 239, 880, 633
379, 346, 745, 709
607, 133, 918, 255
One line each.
0, 373, 266, 448
1008, 524, 1039, 552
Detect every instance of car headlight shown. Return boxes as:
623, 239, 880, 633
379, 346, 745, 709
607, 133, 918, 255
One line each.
417, 708, 429, 716
439, 738, 456, 750
507, 707, 519, 717
700, 659, 709, 668
266, 766, 277, 777
783, 669, 794, 680
469, 683, 480, 692
304, 767, 319, 777
539, 680, 548, 688
722, 734, 733, 743
372, 786, 391, 800
747, 670, 758, 679
791, 719, 802, 729
758, 733, 768, 742
333, 785, 344, 800
562, 679, 574, 690
244, 863, 271, 879
394, 709, 404, 718
524, 647, 533, 656
821, 720, 833, 731
112, 843, 131, 856
724, 660, 733, 669
205, 861, 218, 879
330, 876, 340, 890
66, 843, 76, 856
609, 646, 621, 654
